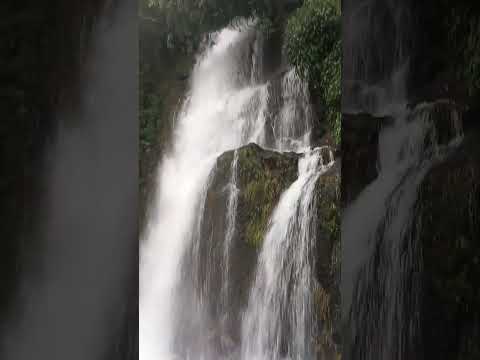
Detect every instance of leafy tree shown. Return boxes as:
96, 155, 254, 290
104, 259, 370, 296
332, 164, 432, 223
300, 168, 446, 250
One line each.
285, 0, 341, 143
140, 0, 273, 45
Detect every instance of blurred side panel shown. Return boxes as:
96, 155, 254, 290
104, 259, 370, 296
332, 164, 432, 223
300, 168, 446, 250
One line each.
0, 0, 138, 359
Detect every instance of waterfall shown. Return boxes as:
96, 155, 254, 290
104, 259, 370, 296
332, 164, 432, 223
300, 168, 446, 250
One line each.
343, 0, 415, 113
343, 102, 464, 359
273, 69, 314, 152
342, 1, 468, 356
140, 20, 320, 360
241, 148, 334, 360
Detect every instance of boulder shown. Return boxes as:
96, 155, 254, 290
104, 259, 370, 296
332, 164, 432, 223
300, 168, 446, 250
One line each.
196, 143, 299, 343
197, 143, 340, 356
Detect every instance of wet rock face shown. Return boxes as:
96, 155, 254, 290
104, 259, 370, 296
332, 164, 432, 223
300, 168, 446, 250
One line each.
313, 161, 341, 359
195, 143, 340, 355
235, 144, 300, 247
416, 129, 480, 360
200, 143, 299, 277
195, 143, 299, 344
314, 162, 340, 291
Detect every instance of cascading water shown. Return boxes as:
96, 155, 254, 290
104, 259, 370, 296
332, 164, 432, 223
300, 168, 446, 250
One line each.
342, 1, 467, 357
220, 149, 240, 312
140, 20, 324, 360
273, 69, 314, 152
241, 148, 334, 360
343, 100, 464, 359
342, 0, 419, 116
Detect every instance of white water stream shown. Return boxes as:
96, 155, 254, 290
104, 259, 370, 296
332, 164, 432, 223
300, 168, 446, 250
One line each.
140, 22, 322, 360
343, 101, 463, 359
241, 148, 334, 360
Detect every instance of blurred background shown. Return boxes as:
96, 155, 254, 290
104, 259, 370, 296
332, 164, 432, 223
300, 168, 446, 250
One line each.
0, 1, 138, 359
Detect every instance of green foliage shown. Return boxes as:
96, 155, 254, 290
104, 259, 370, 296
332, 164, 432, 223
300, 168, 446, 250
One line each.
314, 167, 340, 245
140, 0, 272, 48
447, 7, 480, 97
139, 3, 199, 184
285, 0, 341, 144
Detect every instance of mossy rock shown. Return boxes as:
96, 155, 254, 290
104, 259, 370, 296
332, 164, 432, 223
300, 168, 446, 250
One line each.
216, 143, 300, 248
213, 144, 341, 357
193, 142, 342, 357
193, 143, 299, 343
313, 161, 341, 358
416, 128, 480, 359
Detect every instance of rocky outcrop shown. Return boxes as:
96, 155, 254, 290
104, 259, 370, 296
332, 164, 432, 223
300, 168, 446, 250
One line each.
195, 143, 340, 356
192, 143, 299, 344
416, 129, 480, 359
208, 143, 301, 246
200, 144, 298, 301
313, 161, 341, 359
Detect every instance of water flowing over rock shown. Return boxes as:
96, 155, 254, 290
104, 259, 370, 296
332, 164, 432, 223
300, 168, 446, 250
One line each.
341, 0, 480, 356
342, 0, 415, 113
140, 20, 338, 360
241, 149, 334, 360
177, 144, 299, 357
343, 98, 465, 360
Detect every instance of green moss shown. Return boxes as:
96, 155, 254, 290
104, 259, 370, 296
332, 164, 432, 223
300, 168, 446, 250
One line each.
141, 0, 273, 48
325, 202, 340, 246
315, 167, 340, 246
222, 144, 299, 248
244, 175, 283, 247
310, 164, 340, 354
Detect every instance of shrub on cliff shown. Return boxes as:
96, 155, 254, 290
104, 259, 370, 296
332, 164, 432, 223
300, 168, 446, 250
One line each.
285, 0, 341, 143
